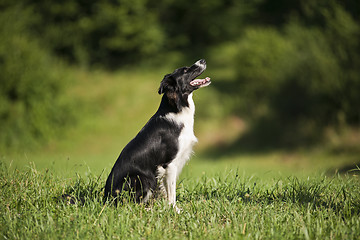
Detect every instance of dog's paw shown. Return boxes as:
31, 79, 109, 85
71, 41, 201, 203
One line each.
169, 201, 182, 213
173, 205, 182, 214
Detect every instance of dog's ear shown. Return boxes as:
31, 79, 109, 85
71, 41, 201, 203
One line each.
158, 74, 184, 110
158, 74, 175, 95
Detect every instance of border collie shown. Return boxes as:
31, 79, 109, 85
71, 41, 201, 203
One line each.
104, 59, 211, 211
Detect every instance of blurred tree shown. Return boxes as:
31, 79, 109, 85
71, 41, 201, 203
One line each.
225, 0, 360, 147
9, 0, 262, 67
22, 0, 164, 68
0, 4, 75, 151
155, 0, 260, 52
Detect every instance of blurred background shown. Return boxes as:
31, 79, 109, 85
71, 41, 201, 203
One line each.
1, 0, 359, 177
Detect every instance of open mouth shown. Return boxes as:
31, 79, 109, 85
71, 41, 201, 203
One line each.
190, 77, 211, 88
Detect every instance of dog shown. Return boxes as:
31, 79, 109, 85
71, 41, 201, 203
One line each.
104, 59, 211, 211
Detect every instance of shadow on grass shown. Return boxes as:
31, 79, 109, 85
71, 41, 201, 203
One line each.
59, 172, 157, 207
202, 115, 324, 158
326, 163, 360, 175
59, 172, 104, 205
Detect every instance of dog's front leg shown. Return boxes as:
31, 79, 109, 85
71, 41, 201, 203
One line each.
165, 163, 177, 205
165, 163, 180, 212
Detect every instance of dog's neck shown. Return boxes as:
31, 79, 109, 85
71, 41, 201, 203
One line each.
167, 93, 195, 125
157, 93, 195, 129
158, 92, 194, 115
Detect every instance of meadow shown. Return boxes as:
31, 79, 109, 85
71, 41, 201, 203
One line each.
2, 1, 360, 238
1, 67, 360, 239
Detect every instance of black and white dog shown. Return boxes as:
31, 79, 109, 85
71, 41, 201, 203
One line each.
104, 59, 210, 210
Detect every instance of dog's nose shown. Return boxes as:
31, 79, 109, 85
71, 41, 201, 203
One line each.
195, 59, 206, 66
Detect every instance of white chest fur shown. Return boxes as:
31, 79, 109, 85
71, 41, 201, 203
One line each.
157, 93, 198, 208
164, 93, 198, 176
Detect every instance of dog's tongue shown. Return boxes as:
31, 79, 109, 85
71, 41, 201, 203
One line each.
190, 77, 211, 87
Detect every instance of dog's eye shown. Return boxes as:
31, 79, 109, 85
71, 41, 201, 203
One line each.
184, 69, 188, 73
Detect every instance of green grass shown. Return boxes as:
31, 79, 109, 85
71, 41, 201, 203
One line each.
1, 162, 359, 239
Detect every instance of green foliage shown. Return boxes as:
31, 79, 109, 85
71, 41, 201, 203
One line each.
210, 1, 360, 147
0, 6, 75, 152
21, 0, 164, 67
1, 163, 359, 239
236, 25, 343, 122
156, 0, 258, 50
2, 0, 260, 67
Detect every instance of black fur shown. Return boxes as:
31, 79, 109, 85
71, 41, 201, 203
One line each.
104, 59, 208, 203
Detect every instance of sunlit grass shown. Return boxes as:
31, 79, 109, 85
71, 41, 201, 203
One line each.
1, 162, 359, 239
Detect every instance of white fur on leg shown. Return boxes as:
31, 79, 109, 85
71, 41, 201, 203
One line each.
165, 163, 182, 213
165, 163, 177, 206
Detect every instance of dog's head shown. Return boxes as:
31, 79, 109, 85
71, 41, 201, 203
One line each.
158, 59, 211, 110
